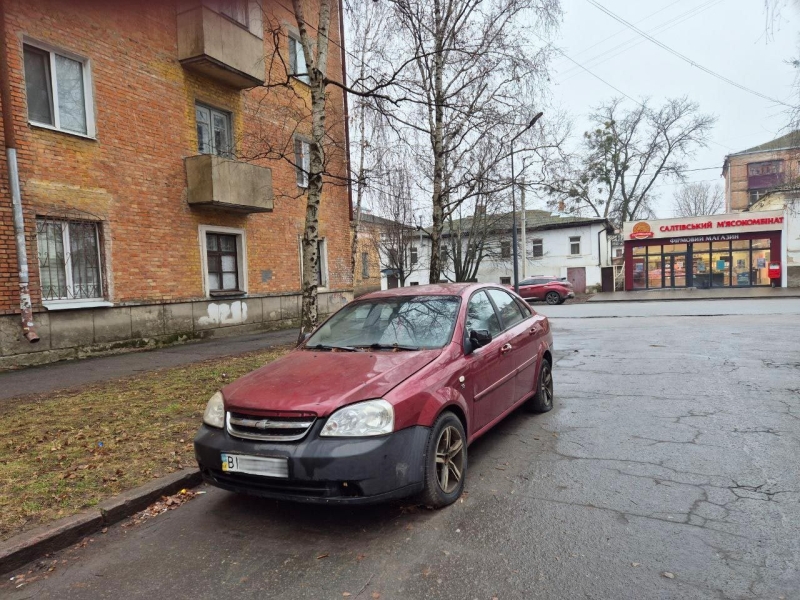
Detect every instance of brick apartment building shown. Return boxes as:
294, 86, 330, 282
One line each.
722, 131, 800, 286
0, 0, 353, 368
722, 130, 800, 212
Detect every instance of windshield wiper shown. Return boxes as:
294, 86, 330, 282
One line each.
357, 343, 421, 351
306, 343, 361, 352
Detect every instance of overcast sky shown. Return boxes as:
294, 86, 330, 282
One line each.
544, 0, 799, 217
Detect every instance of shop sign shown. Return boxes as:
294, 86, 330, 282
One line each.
624, 211, 785, 241
667, 233, 740, 243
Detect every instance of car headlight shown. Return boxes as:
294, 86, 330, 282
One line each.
203, 391, 225, 429
320, 399, 394, 437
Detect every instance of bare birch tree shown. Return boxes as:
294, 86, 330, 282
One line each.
384, 0, 561, 284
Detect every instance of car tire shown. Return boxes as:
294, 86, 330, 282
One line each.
545, 291, 561, 305
557, 297, 566, 305
526, 358, 554, 413
419, 411, 467, 508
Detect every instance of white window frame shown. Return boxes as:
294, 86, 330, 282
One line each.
569, 236, 581, 256
38, 219, 109, 310
22, 39, 96, 139
199, 225, 248, 297
410, 246, 418, 265
288, 34, 310, 84
294, 136, 310, 188
298, 236, 329, 290
531, 238, 543, 258
195, 102, 233, 157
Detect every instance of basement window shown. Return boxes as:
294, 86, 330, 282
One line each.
23, 42, 95, 137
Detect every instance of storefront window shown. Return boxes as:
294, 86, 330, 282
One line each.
632, 258, 646, 289
662, 244, 688, 254
693, 251, 709, 288
751, 239, 770, 285
647, 253, 662, 288
633, 246, 646, 256
711, 250, 731, 287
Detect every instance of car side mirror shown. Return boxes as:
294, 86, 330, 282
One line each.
467, 329, 492, 354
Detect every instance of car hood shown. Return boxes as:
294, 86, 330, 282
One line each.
222, 348, 442, 417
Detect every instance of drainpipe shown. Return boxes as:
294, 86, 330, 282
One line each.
0, 0, 39, 343
337, 0, 353, 222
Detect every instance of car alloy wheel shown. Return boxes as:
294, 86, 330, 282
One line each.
539, 362, 554, 409
420, 411, 468, 507
435, 425, 465, 493
545, 291, 561, 305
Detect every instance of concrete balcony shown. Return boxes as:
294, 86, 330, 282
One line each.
185, 155, 273, 213
177, 5, 265, 88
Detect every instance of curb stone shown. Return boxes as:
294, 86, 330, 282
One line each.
0, 467, 202, 575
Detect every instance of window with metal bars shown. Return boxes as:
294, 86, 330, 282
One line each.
36, 218, 103, 301
206, 233, 240, 291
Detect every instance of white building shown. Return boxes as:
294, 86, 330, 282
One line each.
377, 210, 614, 292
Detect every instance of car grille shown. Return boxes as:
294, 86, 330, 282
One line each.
226, 412, 316, 442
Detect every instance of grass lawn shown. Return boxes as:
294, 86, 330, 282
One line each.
0, 346, 290, 541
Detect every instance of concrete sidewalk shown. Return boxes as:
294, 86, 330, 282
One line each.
0, 328, 299, 402
587, 287, 800, 302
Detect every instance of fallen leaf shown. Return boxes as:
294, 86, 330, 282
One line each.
371, 593, 381, 599
317, 553, 329, 560
342, 593, 351, 597
631, 562, 640, 567
662, 572, 675, 579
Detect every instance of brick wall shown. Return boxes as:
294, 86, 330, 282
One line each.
0, 0, 352, 320
726, 148, 800, 212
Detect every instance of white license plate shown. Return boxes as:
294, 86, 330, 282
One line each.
221, 453, 288, 478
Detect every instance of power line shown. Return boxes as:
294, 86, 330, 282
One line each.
559, 0, 726, 82
584, 0, 792, 108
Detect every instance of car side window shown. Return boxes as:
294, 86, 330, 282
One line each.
487, 289, 525, 330
465, 291, 501, 338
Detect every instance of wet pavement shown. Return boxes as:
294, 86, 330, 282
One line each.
3, 307, 799, 599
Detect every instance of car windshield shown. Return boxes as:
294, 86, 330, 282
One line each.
305, 295, 461, 350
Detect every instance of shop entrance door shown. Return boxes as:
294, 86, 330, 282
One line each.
663, 254, 687, 288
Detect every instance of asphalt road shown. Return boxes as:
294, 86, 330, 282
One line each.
4, 302, 800, 599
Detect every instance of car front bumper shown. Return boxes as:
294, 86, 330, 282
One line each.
566, 291, 575, 299
194, 422, 429, 504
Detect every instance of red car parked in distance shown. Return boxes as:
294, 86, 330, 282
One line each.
512, 276, 575, 305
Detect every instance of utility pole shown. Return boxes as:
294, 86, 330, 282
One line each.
520, 177, 527, 279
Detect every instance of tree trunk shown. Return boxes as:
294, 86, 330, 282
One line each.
294, 0, 331, 343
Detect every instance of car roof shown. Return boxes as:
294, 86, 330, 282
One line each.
358, 282, 498, 300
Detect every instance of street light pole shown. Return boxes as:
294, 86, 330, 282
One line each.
511, 145, 519, 294
509, 112, 543, 295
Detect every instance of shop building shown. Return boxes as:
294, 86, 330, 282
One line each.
622, 210, 785, 291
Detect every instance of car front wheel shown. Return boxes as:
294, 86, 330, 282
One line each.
545, 291, 561, 305
420, 411, 467, 508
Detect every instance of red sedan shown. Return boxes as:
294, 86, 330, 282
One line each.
515, 276, 575, 305
195, 283, 554, 507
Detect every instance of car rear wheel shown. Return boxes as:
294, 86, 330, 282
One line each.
526, 358, 554, 413
545, 291, 561, 305
419, 411, 467, 508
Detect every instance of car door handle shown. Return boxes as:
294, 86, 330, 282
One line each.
530, 326, 540, 334
501, 343, 513, 354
